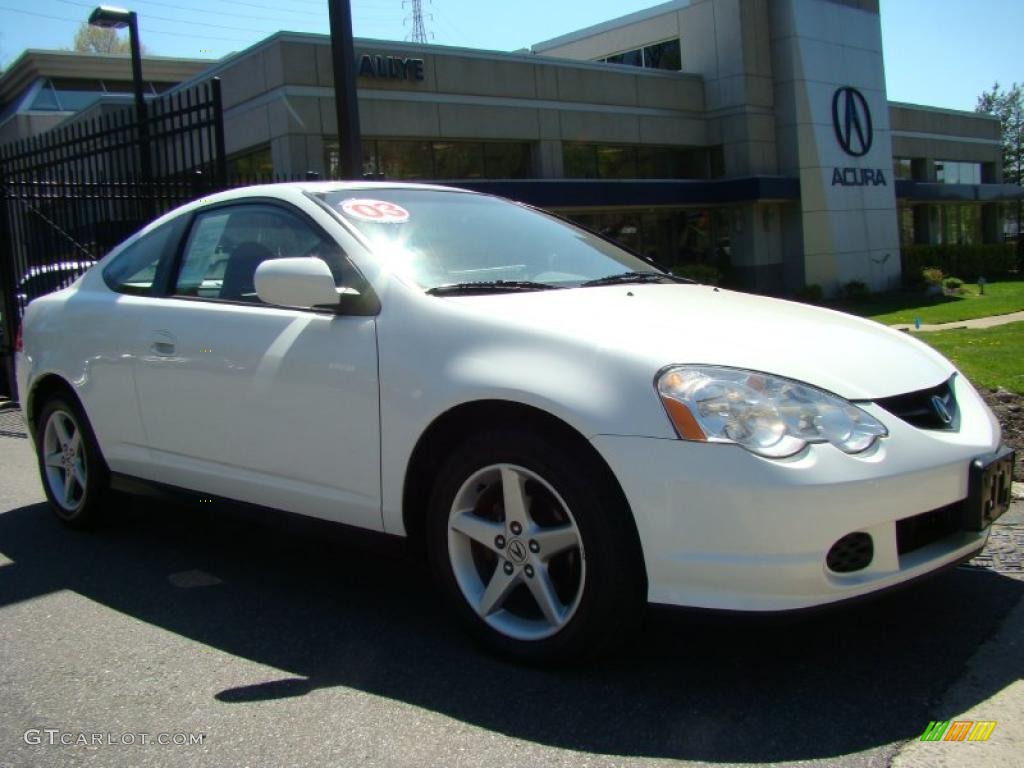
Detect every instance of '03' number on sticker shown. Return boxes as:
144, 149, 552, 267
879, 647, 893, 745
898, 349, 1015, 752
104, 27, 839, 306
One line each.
340, 199, 410, 224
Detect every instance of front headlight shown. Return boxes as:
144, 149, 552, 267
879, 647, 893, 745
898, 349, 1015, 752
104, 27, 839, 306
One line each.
656, 366, 888, 458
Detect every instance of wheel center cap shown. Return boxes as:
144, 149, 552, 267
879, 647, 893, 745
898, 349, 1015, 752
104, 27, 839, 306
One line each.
507, 539, 528, 564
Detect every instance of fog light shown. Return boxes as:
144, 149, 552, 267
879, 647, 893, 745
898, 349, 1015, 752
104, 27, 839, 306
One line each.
826, 532, 873, 573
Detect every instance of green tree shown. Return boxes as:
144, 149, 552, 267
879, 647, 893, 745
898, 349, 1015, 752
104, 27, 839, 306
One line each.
72, 24, 132, 55
977, 82, 1024, 267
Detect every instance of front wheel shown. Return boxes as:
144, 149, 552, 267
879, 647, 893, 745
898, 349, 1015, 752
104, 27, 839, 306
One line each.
428, 427, 645, 662
35, 395, 110, 529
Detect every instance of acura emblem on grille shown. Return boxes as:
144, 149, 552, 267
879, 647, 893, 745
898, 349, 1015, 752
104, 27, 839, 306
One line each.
931, 395, 953, 425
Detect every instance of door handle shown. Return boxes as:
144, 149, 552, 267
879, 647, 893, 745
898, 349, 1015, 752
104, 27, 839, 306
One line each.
150, 331, 177, 357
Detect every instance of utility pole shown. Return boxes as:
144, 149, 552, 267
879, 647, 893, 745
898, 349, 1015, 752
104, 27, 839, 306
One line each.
327, 0, 362, 179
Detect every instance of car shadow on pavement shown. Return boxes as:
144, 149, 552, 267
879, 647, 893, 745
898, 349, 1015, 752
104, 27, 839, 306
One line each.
0, 496, 1020, 763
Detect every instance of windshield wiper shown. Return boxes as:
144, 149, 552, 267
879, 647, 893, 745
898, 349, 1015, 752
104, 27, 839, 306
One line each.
426, 280, 562, 296
580, 271, 695, 288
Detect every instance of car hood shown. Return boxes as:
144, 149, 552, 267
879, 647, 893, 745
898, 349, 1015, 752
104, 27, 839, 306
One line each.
447, 284, 955, 401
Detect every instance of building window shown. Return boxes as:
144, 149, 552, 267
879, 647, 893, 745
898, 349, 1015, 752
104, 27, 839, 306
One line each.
898, 206, 915, 245
643, 39, 682, 71
935, 160, 982, 185
605, 49, 642, 67
368, 140, 434, 179
936, 204, 983, 245
562, 143, 714, 179
26, 77, 164, 112
565, 207, 729, 273
433, 142, 484, 179
227, 145, 273, 179
893, 158, 913, 180
563, 143, 598, 178
484, 142, 532, 178
596, 145, 636, 178
326, 139, 532, 180
598, 38, 682, 71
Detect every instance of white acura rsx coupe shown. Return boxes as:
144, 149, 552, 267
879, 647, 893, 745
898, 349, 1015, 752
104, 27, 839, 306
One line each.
16, 182, 1015, 661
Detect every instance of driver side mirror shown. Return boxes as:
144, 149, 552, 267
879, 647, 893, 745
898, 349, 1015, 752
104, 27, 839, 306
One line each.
254, 257, 379, 315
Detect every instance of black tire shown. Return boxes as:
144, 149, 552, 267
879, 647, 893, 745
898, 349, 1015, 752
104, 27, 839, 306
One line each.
35, 394, 111, 530
427, 426, 646, 663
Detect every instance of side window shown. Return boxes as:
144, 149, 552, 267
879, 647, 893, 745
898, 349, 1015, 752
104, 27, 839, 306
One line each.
102, 218, 183, 295
174, 204, 358, 304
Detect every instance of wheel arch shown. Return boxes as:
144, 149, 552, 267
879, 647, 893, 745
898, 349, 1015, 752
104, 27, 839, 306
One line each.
401, 399, 646, 575
25, 373, 81, 437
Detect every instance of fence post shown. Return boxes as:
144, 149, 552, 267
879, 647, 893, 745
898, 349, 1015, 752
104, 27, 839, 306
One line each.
0, 169, 20, 401
211, 78, 228, 190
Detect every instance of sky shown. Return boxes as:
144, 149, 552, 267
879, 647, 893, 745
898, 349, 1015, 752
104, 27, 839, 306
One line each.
0, 0, 1020, 112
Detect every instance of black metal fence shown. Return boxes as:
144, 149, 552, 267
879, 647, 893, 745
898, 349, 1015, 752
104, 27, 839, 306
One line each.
0, 79, 227, 399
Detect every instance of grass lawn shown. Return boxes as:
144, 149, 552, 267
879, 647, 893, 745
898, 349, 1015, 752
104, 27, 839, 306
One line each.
833, 280, 1024, 325
916, 321, 1024, 394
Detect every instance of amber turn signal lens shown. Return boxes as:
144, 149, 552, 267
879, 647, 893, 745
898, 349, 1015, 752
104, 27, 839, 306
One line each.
660, 396, 706, 441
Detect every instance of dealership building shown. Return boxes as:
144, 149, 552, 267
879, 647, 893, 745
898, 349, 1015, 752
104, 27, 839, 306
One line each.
2, 0, 1018, 293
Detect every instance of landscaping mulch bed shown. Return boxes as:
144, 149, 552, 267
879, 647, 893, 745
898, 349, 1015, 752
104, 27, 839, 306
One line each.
981, 388, 1024, 482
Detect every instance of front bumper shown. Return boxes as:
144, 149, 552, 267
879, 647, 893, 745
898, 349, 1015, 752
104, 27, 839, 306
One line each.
592, 375, 1002, 611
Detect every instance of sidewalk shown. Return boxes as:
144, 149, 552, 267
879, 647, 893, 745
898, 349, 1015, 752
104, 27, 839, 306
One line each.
892, 310, 1024, 333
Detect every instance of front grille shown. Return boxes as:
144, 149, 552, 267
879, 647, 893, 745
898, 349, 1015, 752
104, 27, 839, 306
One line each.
896, 502, 964, 555
875, 377, 959, 431
826, 532, 874, 573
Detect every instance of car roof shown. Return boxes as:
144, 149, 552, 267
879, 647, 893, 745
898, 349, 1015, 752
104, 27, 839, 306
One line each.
220, 180, 470, 197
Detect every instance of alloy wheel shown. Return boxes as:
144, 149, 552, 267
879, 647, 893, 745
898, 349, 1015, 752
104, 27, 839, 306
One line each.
41, 408, 87, 515
447, 463, 586, 641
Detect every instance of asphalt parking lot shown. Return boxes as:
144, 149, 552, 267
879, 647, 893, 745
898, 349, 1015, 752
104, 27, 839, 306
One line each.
1, 406, 1022, 768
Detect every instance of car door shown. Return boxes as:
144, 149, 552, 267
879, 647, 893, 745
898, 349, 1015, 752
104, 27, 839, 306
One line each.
130, 201, 382, 530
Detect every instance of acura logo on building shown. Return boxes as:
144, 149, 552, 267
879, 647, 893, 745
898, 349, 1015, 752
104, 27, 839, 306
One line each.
832, 86, 873, 157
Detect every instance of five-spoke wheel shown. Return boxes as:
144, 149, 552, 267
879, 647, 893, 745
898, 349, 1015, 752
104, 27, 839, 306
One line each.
35, 395, 109, 528
447, 464, 585, 641
429, 426, 645, 662
41, 407, 88, 514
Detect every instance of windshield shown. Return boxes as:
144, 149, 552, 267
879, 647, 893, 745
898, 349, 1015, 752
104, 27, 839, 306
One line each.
314, 188, 662, 292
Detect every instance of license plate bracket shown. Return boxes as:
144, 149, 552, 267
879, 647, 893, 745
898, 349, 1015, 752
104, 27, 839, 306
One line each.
966, 446, 1015, 531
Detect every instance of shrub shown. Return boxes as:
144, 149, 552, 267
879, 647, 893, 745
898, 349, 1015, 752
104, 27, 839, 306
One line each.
793, 283, 824, 304
841, 280, 870, 301
670, 262, 723, 285
943, 276, 964, 293
921, 267, 945, 287
902, 244, 1016, 284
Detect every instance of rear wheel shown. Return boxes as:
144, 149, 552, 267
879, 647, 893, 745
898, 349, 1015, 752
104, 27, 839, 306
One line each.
428, 427, 645, 662
36, 395, 110, 529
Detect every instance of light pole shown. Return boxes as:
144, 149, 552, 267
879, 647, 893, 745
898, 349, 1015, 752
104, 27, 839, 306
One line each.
88, 6, 152, 187
327, 0, 362, 179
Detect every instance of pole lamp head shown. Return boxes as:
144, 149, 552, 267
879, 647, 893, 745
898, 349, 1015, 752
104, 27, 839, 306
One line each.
88, 5, 134, 29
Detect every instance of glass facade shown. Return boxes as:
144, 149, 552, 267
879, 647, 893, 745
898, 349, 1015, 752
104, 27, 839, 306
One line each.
934, 204, 983, 245
935, 160, 982, 184
893, 158, 913, 180
898, 205, 915, 245
326, 139, 532, 180
227, 145, 273, 178
563, 143, 717, 179
565, 207, 731, 273
598, 39, 682, 71
23, 77, 169, 112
